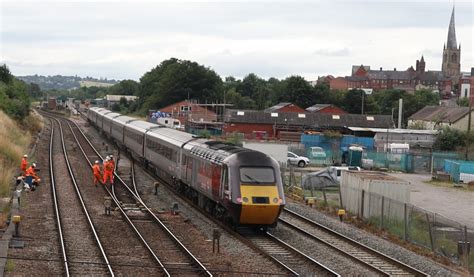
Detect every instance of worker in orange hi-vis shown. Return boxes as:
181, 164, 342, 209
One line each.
92, 160, 103, 187
25, 163, 40, 190
103, 156, 114, 187
20, 154, 28, 175
109, 155, 116, 173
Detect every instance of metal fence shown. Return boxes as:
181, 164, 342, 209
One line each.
296, 183, 473, 272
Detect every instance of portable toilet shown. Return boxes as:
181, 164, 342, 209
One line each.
348, 146, 363, 166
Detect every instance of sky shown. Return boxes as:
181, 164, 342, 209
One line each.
0, 0, 473, 81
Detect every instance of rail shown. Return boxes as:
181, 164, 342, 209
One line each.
281, 208, 429, 276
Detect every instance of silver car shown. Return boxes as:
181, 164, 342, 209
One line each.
287, 151, 310, 167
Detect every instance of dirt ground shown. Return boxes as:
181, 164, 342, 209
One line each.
388, 172, 474, 229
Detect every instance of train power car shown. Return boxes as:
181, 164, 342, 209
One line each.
87, 108, 286, 227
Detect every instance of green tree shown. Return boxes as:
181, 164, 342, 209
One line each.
0, 64, 13, 84
278, 76, 314, 108
139, 58, 223, 113
108, 80, 139, 96
433, 127, 466, 151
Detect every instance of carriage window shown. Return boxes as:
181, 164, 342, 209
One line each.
240, 167, 275, 185
223, 166, 229, 192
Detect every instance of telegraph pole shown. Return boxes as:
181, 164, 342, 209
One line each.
466, 98, 472, 160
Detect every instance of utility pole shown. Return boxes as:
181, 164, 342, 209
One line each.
398, 98, 403, 129
466, 98, 472, 160
361, 90, 365, 115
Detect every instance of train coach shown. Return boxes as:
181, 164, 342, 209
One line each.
86, 107, 286, 227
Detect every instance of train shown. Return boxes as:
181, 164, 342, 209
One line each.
87, 107, 286, 227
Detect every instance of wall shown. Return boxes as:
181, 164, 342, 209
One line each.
329, 77, 348, 90
318, 106, 347, 114
224, 123, 275, 138
243, 141, 288, 166
340, 171, 410, 220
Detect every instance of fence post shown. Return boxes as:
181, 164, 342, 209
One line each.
404, 203, 408, 241
425, 212, 435, 251
360, 189, 365, 219
380, 196, 384, 230
322, 189, 327, 204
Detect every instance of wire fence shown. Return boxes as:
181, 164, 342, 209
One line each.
284, 174, 474, 272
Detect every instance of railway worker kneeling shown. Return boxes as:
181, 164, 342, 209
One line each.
103, 156, 114, 188
92, 160, 103, 187
25, 163, 41, 191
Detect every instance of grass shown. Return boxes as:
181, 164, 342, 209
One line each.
5, 259, 14, 272
424, 179, 470, 191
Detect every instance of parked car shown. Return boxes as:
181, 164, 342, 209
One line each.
329, 166, 361, 182
287, 151, 310, 167
309, 147, 327, 158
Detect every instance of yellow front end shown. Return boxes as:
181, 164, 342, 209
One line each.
239, 184, 283, 225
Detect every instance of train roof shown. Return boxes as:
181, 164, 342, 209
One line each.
126, 120, 161, 133
103, 112, 121, 119
97, 108, 113, 116
113, 115, 137, 124
147, 127, 195, 148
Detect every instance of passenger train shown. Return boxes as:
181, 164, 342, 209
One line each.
87, 107, 285, 227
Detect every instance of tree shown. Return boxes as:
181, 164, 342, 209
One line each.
433, 127, 466, 151
278, 76, 314, 108
108, 80, 139, 96
0, 64, 13, 84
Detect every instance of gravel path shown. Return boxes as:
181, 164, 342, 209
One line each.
5, 119, 63, 276
389, 173, 474, 229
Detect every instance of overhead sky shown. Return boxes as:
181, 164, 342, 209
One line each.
1, 0, 472, 81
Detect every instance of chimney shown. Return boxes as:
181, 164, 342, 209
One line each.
394, 68, 397, 71
380, 67, 382, 71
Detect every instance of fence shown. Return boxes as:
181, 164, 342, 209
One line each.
293, 179, 474, 272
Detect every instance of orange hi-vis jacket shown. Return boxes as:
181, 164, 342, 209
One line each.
21, 158, 28, 173
25, 166, 38, 180
109, 159, 115, 172
103, 160, 114, 184
93, 164, 101, 177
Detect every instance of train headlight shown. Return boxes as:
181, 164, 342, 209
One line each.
242, 197, 249, 203
236, 197, 242, 203
273, 197, 279, 203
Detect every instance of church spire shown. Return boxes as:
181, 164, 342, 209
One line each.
446, 6, 457, 49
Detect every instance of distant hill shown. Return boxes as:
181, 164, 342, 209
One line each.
16, 75, 118, 91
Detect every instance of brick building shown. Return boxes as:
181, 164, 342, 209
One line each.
157, 100, 218, 125
223, 109, 393, 139
321, 6, 462, 95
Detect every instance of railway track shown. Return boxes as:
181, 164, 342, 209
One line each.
237, 228, 340, 276
280, 208, 429, 276
127, 152, 339, 276
68, 118, 213, 276
47, 116, 113, 276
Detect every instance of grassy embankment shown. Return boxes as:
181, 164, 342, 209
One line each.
0, 110, 43, 217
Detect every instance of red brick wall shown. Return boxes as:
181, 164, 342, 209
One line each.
223, 123, 275, 138
329, 77, 348, 90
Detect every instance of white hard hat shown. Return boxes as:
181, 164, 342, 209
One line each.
32, 163, 36, 167
109, 155, 113, 159
24, 154, 28, 158
95, 160, 99, 164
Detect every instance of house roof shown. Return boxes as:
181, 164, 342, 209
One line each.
264, 102, 293, 112
305, 104, 334, 112
408, 106, 469, 123
225, 110, 393, 128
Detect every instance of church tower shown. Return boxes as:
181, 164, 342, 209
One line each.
441, 6, 461, 79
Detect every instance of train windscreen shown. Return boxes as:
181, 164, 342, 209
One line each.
239, 167, 275, 185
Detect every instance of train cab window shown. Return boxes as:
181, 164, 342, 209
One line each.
240, 167, 275, 185
222, 166, 229, 193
